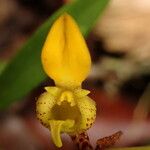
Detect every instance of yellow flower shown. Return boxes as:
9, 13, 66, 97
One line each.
36, 13, 96, 148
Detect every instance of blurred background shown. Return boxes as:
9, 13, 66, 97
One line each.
0, 0, 150, 149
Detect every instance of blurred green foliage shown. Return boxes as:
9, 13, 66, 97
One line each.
0, 0, 110, 109
0, 61, 6, 75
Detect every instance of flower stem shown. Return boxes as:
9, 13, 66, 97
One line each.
70, 132, 93, 150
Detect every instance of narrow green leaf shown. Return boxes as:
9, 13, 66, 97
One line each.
0, 0, 109, 109
0, 61, 6, 75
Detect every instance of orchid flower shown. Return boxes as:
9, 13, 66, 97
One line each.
36, 13, 96, 148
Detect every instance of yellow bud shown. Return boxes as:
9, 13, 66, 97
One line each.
41, 13, 91, 88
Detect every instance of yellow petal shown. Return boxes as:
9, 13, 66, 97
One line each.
41, 13, 91, 88
44, 86, 61, 96
75, 88, 90, 98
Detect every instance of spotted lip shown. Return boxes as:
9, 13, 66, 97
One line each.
36, 87, 96, 147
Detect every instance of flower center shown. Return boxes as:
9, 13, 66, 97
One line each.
51, 101, 81, 123
49, 101, 81, 147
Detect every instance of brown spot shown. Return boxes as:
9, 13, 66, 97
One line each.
87, 118, 90, 121
39, 119, 43, 123
79, 138, 84, 143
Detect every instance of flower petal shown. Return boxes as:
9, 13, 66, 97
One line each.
41, 13, 91, 88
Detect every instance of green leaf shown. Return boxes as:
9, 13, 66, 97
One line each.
0, 0, 110, 109
0, 61, 6, 75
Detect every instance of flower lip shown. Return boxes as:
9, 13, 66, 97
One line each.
36, 87, 96, 148
49, 101, 82, 147
49, 119, 75, 147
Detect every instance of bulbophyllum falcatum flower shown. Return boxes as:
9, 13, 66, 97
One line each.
36, 13, 96, 148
